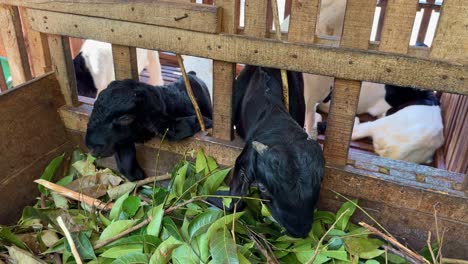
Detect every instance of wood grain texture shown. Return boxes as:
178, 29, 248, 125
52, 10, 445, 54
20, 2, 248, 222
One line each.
25, 9, 467, 94
47, 35, 79, 106
211, 0, 239, 141
340, 0, 375, 50
0, 63, 7, 91
379, 0, 417, 53
430, 0, 468, 64
288, 0, 319, 43
2, 0, 221, 33
243, 0, 268, 37
111, 45, 139, 80
0, 73, 71, 224
0, 5, 32, 85
323, 79, 361, 165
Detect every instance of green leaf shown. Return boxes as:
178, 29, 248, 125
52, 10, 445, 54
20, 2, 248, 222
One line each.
109, 192, 130, 220
71, 232, 96, 260
56, 175, 74, 186
336, 200, 358, 231
327, 236, 344, 250
51, 192, 68, 209
7, 245, 46, 264
196, 149, 207, 173
261, 203, 271, 217
101, 244, 142, 259
222, 198, 233, 208
345, 237, 384, 259
310, 220, 325, 240
172, 243, 200, 264
237, 251, 251, 264
0, 227, 28, 250
365, 259, 381, 264
99, 212, 112, 227
111, 252, 148, 264
98, 220, 135, 242
386, 253, 407, 264
162, 216, 183, 241
122, 196, 141, 217
39, 154, 65, 195
209, 228, 239, 264
147, 204, 165, 237
207, 156, 218, 172
43, 238, 65, 254
188, 210, 223, 238
108, 182, 137, 200
360, 249, 385, 259
149, 236, 183, 264
172, 162, 188, 197
294, 244, 331, 264
202, 168, 231, 195
314, 210, 336, 225
104, 235, 161, 250
321, 248, 348, 261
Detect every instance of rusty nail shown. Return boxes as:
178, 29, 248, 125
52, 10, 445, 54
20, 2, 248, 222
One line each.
174, 13, 189, 21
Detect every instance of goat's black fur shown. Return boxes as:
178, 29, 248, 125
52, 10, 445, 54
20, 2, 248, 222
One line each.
229, 66, 325, 238
86, 71, 212, 181
73, 52, 98, 98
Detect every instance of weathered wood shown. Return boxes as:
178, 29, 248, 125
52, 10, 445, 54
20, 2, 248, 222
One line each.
0, 73, 71, 224
379, 0, 417, 53
430, 0, 468, 64
0, 5, 32, 85
340, 0, 375, 50
243, 0, 268, 37
0, 63, 7, 91
47, 34, 79, 106
26, 9, 467, 94
211, 0, 238, 141
111, 45, 139, 80
323, 79, 361, 165
20, 7, 51, 76
2, 0, 221, 33
287, 0, 319, 43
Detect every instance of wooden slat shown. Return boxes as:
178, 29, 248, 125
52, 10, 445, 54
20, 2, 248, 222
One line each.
430, 0, 468, 64
25, 9, 468, 94
287, 0, 319, 43
379, 0, 417, 53
112, 45, 139, 80
211, 0, 239, 141
0, 64, 7, 91
2, 0, 221, 33
243, 0, 268, 37
415, 0, 435, 44
0, 5, 32, 86
340, 0, 375, 50
47, 35, 79, 106
323, 79, 361, 165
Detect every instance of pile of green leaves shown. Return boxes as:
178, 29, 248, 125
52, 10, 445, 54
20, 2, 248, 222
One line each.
0, 148, 422, 264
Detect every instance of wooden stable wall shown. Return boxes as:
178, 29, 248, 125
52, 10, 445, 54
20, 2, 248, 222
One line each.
0, 0, 466, 258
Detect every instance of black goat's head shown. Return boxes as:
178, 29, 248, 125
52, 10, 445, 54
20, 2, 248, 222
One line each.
230, 138, 324, 238
85, 79, 166, 158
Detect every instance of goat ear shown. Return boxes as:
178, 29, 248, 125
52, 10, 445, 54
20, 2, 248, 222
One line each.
114, 142, 146, 181
252, 141, 268, 155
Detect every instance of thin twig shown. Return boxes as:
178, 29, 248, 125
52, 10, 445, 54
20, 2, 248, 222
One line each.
382, 245, 422, 264
249, 234, 278, 264
427, 231, 437, 264
231, 203, 237, 243
270, 0, 289, 111
441, 258, 468, 264
360, 222, 429, 264
135, 173, 171, 188
35, 179, 112, 210
305, 209, 350, 264
54, 253, 62, 264
57, 216, 82, 264
40, 194, 46, 209
176, 54, 206, 131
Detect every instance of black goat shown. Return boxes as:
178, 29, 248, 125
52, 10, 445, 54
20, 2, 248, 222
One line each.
230, 66, 325, 238
86, 72, 212, 181
74, 52, 98, 98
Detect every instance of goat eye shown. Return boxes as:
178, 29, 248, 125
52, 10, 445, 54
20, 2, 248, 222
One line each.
258, 183, 267, 193
116, 114, 135, 126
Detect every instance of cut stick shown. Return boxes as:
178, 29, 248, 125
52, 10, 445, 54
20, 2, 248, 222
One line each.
176, 54, 206, 131
35, 179, 113, 210
57, 216, 83, 264
271, 0, 289, 112
135, 173, 172, 187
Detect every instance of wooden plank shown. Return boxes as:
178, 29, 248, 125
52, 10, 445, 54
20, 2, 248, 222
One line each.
243, 0, 268, 37
323, 79, 361, 165
0, 5, 32, 86
379, 0, 417, 53
374, 0, 387, 41
340, 0, 375, 50
0, 63, 7, 92
211, 0, 238, 141
2, 0, 221, 34
112, 45, 139, 80
415, 0, 435, 44
25, 9, 468, 94
19, 7, 51, 76
287, 0, 319, 43
47, 35, 79, 106
430, 0, 468, 64
0, 73, 70, 224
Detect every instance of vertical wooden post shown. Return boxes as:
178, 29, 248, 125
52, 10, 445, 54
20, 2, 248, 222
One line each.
212, 0, 239, 141
243, 0, 269, 37
379, 0, 417, 53
111, 45, 139, 80
0, 5, 32, 86
47, 35, 79, 106
416, 0, 435, 45
323, 0, 375, 165
288, 0, 319, 43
